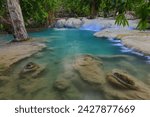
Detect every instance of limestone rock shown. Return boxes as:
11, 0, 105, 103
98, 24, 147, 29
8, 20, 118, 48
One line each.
19, 62, 45, 78
73, 55, 105, 86
17, 78, 47, 97
73, 55, 150, 99
55, 18, 83, 28
65, 18, 82, 28
94, 29, 150, 55
0, 41, 46, 72
106, 69, 139, 90
104, 69, 150, 99
55, 19, 66, 28
53, 79, 70, 91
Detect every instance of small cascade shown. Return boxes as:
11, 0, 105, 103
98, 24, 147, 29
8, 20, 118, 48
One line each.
80, 20, 104, 31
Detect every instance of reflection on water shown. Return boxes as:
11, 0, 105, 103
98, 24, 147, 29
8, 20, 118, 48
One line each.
0, 29, 150, 99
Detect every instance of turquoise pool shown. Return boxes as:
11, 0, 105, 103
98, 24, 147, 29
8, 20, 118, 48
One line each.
0, 28, 150, 99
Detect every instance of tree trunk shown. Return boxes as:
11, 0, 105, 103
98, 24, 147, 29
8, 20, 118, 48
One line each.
90, 0, 97, 18
7, 0, 28, 41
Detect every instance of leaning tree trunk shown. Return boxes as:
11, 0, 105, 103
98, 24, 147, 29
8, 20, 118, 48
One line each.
7, 0, 28, 41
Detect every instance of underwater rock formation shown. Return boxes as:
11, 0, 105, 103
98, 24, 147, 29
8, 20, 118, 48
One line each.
73, 55, 105, 86
19, 62, 45, 78
53, 79, 70, 91
106, 69, 139, 90
17, 77, 47, 99
104, 69, 150, 99
73, 55, 150, 99
0, 76, 10, 87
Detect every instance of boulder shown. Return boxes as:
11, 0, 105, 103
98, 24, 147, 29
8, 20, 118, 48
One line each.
55, 19, 66, 28
65, 18, 82, 28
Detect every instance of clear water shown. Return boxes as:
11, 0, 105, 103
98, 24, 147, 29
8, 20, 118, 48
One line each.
0, 28, 150, 99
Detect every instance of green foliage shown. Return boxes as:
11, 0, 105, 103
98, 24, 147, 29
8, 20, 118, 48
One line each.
61, 0, 90, 17
0, 0, 6, 16
80, 0, 102, 18
136, 1, 150, 30
0, 24, 4, 30
103, 0, 150, 29
0, 0, 150, 30
20, 0, 61, 27
115, 14, 129, 26
20, 0, 47, 26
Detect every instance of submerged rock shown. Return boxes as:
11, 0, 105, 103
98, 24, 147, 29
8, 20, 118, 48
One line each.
19, 62, 45, 78
73, 55, 150, 100
17, 78, 47, 98
73, 55, 105, 86
106, 69, 139, 90
104, 69, 150, 99
53, 79, 70, 91
0, 76, 10, 86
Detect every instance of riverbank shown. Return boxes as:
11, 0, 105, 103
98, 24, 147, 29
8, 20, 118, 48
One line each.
94, 29, 150, 56
0, 39, 46, 73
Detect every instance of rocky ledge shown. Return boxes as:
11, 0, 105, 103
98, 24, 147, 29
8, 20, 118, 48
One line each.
0, 40, 46, 73
94, 29, 150, 55
55, 18, 138, 30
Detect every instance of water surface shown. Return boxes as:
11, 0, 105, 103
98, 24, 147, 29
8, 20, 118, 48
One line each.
0, 28, 150, 99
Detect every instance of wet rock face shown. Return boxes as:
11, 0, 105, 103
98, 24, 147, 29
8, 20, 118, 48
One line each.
53, 79, 70, 91
73, 55, 106, 86
19, 62, 45, 78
